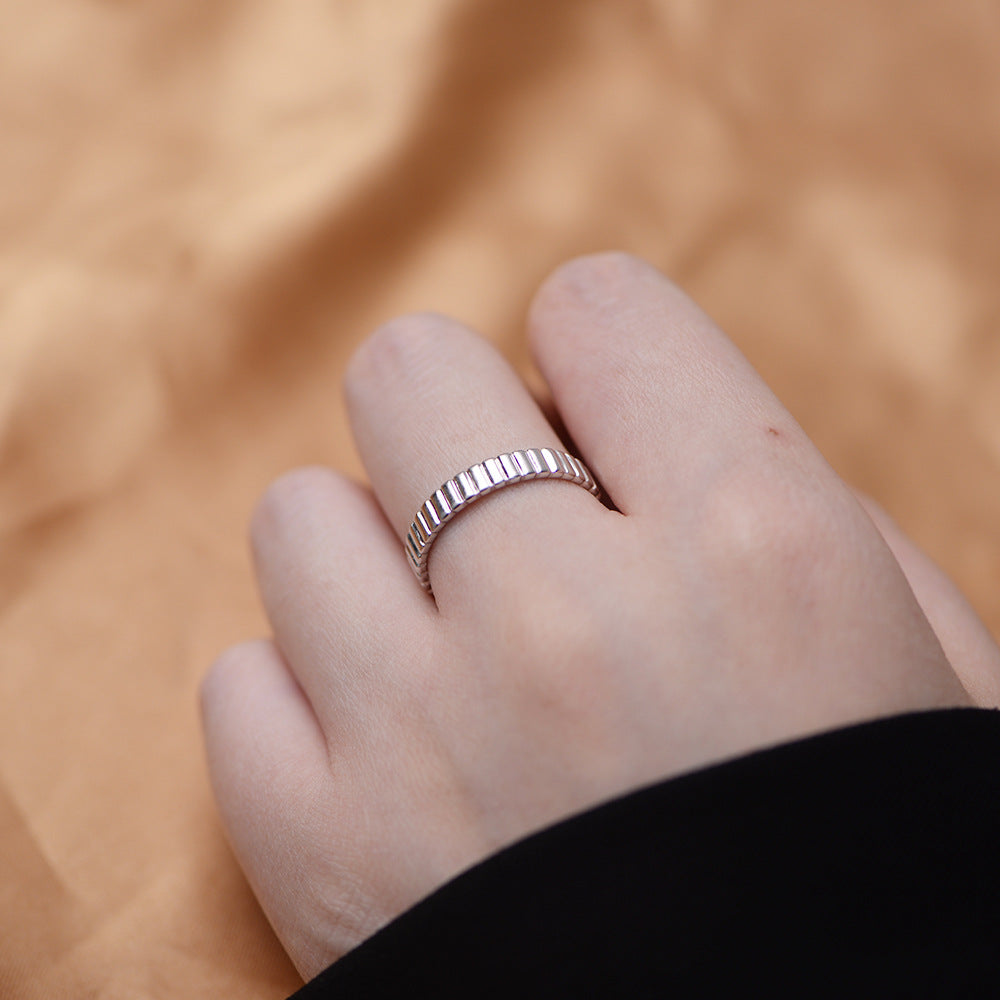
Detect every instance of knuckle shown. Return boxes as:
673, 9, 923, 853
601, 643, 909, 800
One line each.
344, 312, 462, 396
529, 252, 675, 366
200, 639, 272, 713
250, 465, 334, 549
531, 251, 655, 323
696, 472, 853, 584
545, 251, 648, 293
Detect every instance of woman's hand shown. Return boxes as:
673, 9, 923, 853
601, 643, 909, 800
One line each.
200, 253, 1000, 980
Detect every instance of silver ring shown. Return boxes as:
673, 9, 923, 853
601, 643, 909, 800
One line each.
405, 447, 601, 595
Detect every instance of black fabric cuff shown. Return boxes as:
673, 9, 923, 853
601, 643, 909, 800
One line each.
292, 708, 1000, 998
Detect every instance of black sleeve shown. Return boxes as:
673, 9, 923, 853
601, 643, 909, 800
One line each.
290, 708, 1000, 999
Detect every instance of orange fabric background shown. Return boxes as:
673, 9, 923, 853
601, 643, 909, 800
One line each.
2, 2, 998, 996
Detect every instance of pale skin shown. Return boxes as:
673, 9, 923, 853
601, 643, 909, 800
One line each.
200, 253, 1000, 981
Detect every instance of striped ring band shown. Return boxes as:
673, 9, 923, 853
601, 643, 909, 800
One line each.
405, 448, 601, 595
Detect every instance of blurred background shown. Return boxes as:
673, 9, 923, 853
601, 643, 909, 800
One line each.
1, 1, 998, 995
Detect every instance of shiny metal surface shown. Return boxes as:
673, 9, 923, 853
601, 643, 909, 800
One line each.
405, 448, 601, 595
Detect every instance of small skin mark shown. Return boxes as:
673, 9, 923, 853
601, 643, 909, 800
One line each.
767, 426, 781, 437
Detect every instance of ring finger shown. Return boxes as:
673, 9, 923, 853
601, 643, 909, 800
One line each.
343, 312, 609, 612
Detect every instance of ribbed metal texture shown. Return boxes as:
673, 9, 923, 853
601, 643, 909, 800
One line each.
406, 447, 601, 595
